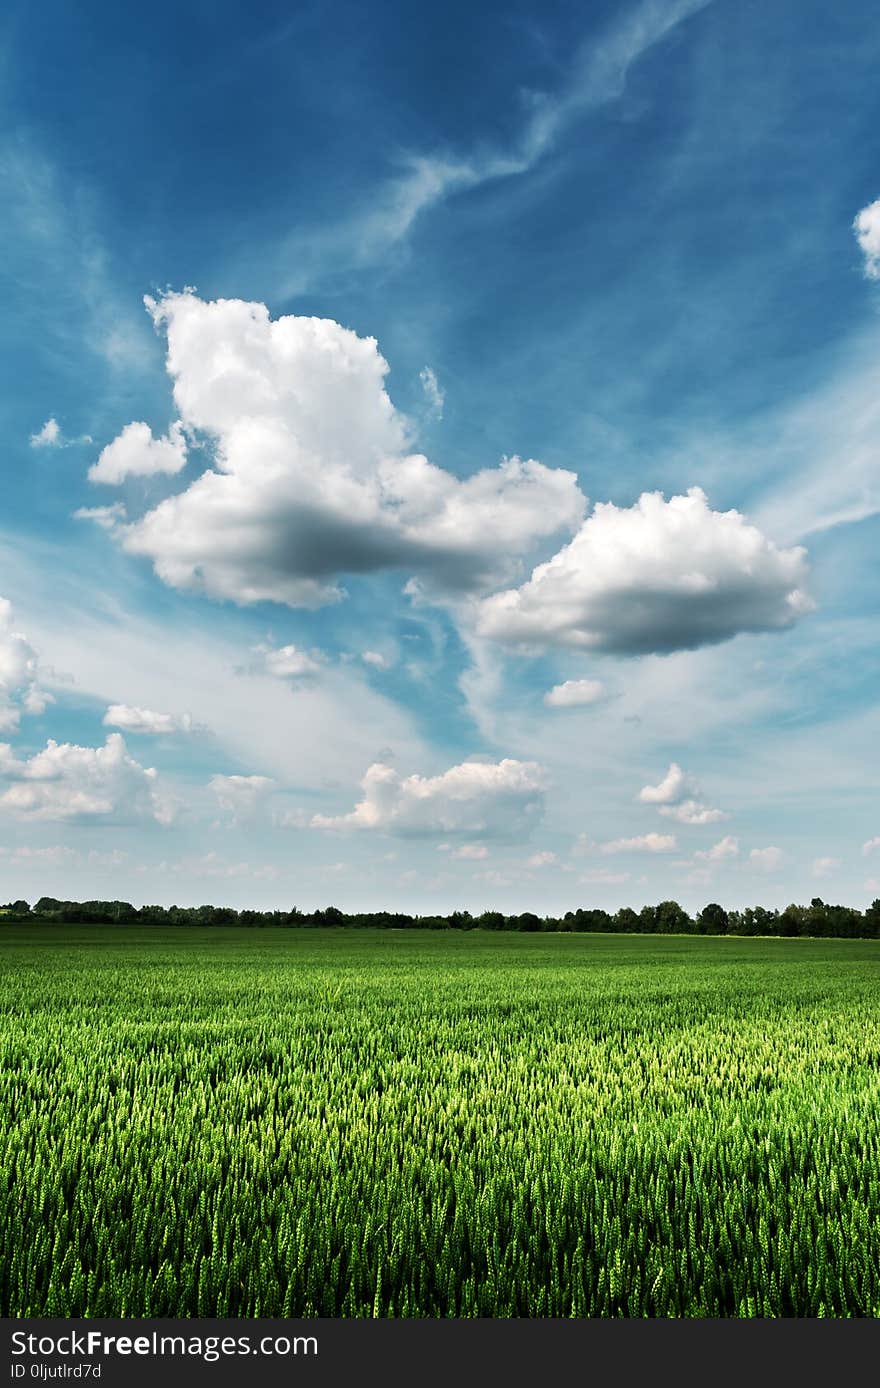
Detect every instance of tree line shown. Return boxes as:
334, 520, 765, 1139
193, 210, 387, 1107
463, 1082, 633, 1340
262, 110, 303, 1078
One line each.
1, 895, 879, 937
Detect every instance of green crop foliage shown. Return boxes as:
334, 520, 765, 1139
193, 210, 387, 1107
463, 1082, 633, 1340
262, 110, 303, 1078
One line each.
2, 926, 880, 1317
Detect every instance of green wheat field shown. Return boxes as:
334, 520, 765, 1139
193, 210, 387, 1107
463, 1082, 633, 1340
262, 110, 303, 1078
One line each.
3, 926, 880, 1317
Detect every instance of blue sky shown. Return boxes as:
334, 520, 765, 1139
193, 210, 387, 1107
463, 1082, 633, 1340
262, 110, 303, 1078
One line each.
2, 0, 880, 913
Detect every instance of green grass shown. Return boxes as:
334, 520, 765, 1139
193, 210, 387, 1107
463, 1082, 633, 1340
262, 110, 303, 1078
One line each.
3, 926, 880, 1317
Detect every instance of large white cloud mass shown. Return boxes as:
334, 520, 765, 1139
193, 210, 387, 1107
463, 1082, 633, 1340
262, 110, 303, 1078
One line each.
0, 733, 170, 822
0, 598, 51, 733
312, 757, 547, 836
473, 487, 813, 654
109, 292, 584, 606
854, 198, 880, 280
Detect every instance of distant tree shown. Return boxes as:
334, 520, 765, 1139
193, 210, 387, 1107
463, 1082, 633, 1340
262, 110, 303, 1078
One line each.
779, 903, 807, 937
448, 910, 473, 930
638, 905, 658, 932
698, 902, 729, 935
477, 911, 506, 930
614, 907, 640, 933
312, 906, 345, 925
515, 912, 542, 932
34, 897, 64, 916
570, 908, 612, 932
655, 900, 692, 933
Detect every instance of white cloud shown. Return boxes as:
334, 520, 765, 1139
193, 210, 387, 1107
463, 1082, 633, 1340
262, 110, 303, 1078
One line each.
695, 835, 739, 863
419, 366, 445, 420
74, 502, 127, 531
29, 417, 61, 448
527, 850, 558, 868
578, 868, 631, 885
88, 849, 128, 867
544, 678, 605, 708
29, 418, 91, 450
312, 757, 546, 837
105, 292, 584, 607
474, 488, 813, 655
155, 851, 279, 882
15, 593, 428, 803
658, 799, 726, 825
452, 843, 489, 861
572, 834, 596, 857
0, 733, 169, 823
749, 846, 783, 873
862, 837, 880, 857
103, 704, 193, 735
811, 856, 840, 879
362, 650, 392, 670
600, 832, 676, 855
854, 198, 880, 280
638, 761, 724, 825
256, 643, 326, 680
209, 773, 275, 822
0, 598, 51, 733
88, 420, 188, 484
639, 762, 693, 804
0, 843, 77, 866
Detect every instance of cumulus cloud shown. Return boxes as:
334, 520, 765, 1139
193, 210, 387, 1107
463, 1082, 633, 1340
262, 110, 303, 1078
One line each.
89, 420, 188, 484
451, 842, 489, 861
0, 598, 51, 732
638, 761, 725, 825
255, 643, 326, 680
695, 835, 739, 863
312, 757, 546, 837
209, 773, 275, 822
527, 850, 558, 868
29, 418, 91, 450
639, 762, 693, 804
103, 291, 583, 607
0, 733, 170, 822
544, 678, 605, 708
749, 846, 783, 873
811, 856, 840, 879
854, 198, 880, 280
863, 837, 880, 857
474, 487, 813, 655
362, 650, 392, 670
29, 417, 61, 448
103, 704, 193, 735
600, 832, 676, 855
419, 366, 445, 420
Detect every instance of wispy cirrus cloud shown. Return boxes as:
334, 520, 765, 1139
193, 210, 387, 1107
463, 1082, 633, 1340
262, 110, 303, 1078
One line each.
271, 0, 713, 289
